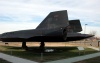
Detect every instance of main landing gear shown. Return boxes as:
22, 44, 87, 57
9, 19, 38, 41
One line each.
22, 41, 45, 52
22, 41, 28, 50
40, 41, 45, 52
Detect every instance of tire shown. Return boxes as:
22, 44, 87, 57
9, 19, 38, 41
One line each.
63, 31, 67, 41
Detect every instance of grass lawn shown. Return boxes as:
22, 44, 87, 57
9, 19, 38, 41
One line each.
0, 46, 98, 62
0, 58, 12, 63
74, 56, 100, 63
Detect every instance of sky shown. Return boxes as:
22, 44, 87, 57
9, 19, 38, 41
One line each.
0, 0, 100, 37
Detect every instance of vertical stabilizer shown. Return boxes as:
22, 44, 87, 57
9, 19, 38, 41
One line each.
36, 10, 69, 29
69, 20, 82, 32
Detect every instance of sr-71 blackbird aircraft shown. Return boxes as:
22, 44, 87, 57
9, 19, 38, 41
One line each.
0, 10, 93, 52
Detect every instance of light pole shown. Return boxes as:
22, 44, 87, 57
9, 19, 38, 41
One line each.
84, 24, 88, 34
84, 24, 88, 46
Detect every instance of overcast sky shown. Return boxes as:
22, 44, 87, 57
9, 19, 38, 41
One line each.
0, 0, 100, 37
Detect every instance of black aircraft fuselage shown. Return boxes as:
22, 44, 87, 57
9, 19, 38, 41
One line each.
0, 26, 92, 42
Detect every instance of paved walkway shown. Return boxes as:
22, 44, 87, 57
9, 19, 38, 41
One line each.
45, 52, 100, 63
0, 52, 100, 63
0, 53, 37, 63
87, 46, 100, 51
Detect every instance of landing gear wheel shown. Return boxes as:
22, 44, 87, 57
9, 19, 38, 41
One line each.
63, 31, 67, 41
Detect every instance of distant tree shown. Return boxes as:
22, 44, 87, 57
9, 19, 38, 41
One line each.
89, 30, 96, 36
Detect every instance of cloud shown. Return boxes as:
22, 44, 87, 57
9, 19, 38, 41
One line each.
0, 21, 38, 33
